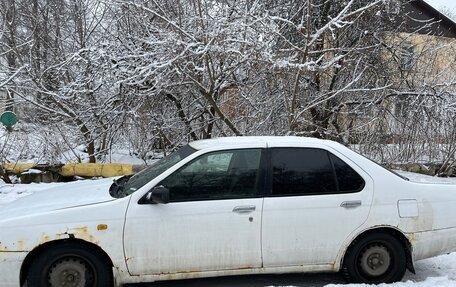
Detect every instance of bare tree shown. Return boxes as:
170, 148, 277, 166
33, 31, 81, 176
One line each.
0, 0, 455, 171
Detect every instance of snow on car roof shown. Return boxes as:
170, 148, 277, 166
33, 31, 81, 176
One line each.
188, 136, 333, 150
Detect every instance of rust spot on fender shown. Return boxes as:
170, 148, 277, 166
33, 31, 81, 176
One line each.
17, 240, 24, 251
65, 226, 100, 246
40, 234, 51, 244
1, 226, 103, 253
68, 226, 88, 233
406, 232, 417, 245
97, 224, 108, 231
0, 240, 26, 252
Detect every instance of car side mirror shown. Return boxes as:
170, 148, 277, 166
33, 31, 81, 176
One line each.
146, 185, 170, 204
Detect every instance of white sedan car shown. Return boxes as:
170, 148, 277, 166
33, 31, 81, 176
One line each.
1, 136, 456, 287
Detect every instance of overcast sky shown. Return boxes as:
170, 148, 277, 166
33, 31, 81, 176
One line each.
425, 0, 456, 12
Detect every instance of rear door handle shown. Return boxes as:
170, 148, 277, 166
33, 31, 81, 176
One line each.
232, 205, 256, 214
340, 200, 362, 209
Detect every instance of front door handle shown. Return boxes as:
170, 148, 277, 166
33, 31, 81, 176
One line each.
340, 200, 362, 209
232, 205, 256, 214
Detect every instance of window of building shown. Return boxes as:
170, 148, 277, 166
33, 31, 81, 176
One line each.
400, 44, 416, 71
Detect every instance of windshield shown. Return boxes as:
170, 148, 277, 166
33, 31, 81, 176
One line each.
110, 145, 196, 198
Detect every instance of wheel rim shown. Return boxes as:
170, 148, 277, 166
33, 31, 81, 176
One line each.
359, 244, 391, 277
47, 256, 95, 287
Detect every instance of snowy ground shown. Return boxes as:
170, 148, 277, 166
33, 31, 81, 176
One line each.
1, 172, 456, 286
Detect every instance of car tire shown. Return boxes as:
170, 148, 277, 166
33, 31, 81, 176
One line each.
342, 232, 407, 284
25, 242, 113, 287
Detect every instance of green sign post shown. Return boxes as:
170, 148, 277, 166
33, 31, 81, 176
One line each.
0, 111, 17, 128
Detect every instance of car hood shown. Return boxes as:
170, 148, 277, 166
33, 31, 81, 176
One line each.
0, 178, 116, 218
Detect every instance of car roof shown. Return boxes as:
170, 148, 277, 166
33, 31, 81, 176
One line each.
188, 136, 338, 150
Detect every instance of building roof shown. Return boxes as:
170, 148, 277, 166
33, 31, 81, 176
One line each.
402, 0, 456, 38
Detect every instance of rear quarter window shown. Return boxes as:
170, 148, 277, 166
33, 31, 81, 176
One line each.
329, 153, 365, 192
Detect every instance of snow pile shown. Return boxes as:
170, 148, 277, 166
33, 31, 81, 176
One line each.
396, 171, 456, 184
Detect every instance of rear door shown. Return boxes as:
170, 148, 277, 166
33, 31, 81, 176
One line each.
262, 146, 373, 267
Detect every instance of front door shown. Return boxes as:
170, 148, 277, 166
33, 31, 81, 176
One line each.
124, 148, 265, 275
262, 147, 373, 267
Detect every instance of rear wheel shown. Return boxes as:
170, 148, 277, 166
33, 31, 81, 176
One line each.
343, 232, 407, 284
25, 242, 113, 287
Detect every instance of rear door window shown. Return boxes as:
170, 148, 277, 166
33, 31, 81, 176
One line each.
270, 148, 364, 196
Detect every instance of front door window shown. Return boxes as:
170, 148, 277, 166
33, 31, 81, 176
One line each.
159, 149, 263, 201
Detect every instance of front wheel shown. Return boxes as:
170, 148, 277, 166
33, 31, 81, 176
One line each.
25, 242, 113, 287
343, 232, 407, 284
